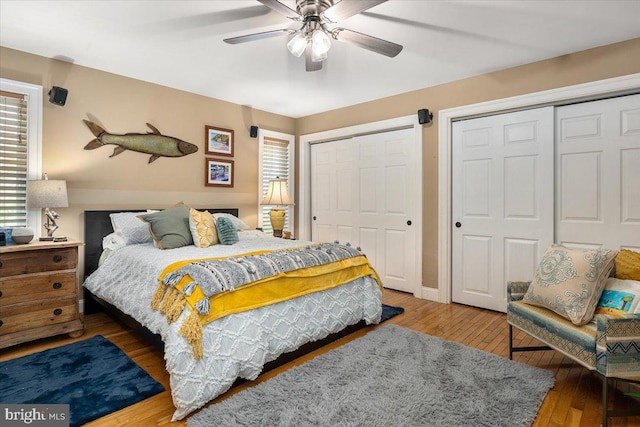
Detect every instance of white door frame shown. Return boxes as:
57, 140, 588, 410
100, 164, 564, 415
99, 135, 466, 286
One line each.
438, 73, 640, 304
299, 115, 423, 296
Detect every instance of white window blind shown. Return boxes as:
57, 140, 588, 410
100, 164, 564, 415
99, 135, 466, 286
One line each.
260, 135, 294, 234
0, 90, 29, 227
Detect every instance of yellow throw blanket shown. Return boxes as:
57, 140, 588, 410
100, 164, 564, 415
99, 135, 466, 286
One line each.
151, 245, 382, 359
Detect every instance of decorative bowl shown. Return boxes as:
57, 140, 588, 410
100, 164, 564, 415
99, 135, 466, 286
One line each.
12, 227, 34, 244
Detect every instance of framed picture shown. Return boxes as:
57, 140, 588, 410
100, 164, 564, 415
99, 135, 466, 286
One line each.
205, 158, 234, 187
205, 125, 234, 157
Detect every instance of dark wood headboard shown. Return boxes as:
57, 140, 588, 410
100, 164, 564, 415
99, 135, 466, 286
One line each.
83, 208, 239, 278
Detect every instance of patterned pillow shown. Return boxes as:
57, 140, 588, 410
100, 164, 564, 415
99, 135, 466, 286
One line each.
614, 249, 640, 280
215, 216, 239, 245
523, 245, 618, 325
595, 278, 640, 317
189, 208, 219, 248
109, 212, 153, 245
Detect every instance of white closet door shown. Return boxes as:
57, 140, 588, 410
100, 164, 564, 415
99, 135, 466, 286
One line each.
556, 93, 640, 251
310, 138, 355, 244
310, 128, 418, 294
452, 107, 554, 312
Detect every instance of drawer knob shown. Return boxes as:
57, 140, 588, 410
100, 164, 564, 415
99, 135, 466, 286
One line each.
53, 255, 63, 263
53, 282, 62, 289
0, 260, 3, 268
0, 320, 3, 327
53, 308, 63, 316
0, 290, 2, 297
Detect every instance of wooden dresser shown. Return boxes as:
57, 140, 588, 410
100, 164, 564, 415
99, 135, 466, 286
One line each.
0, 240, 84, 349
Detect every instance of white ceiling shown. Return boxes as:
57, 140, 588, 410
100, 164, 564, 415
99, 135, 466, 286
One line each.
1, 1, 640, 118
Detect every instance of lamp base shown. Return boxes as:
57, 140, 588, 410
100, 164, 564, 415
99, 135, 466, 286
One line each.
269, 209, 286, 238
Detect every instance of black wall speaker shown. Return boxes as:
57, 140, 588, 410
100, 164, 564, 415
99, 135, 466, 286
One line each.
417, 108, 433, 125
250, 125, 258, 138
48, 86, 68, 106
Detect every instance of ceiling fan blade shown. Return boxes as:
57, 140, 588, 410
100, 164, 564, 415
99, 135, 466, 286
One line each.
224, 29, 292, 44
323, 0, 387, 22
305, 45, 323, 72
332, 28, 402, 57
257, 0, 301, 20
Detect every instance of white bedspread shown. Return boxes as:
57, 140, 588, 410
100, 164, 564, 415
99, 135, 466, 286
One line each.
82, 231, 382, 420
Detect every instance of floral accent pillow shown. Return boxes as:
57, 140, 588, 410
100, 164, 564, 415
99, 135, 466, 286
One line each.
523, 245, 618, 325
189, 208, 219, 248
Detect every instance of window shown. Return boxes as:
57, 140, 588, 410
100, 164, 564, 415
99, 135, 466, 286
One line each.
258, 129, 295, 235
0, 79, 42, 230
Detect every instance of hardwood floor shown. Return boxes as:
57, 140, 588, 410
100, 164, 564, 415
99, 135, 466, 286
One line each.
2, 289, 638, 426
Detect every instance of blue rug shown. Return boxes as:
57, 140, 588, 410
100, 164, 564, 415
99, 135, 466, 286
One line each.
381, 304, 404, 322
0, 335, 164, 427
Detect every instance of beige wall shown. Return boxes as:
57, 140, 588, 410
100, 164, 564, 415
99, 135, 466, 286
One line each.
2, 38, 640, 290
296, 37, 640, 290
1, 46, 296, 275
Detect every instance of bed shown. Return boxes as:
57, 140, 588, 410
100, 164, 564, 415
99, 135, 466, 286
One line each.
82, 208, 383, 421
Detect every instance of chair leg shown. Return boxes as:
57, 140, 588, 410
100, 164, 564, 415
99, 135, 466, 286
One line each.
602, 376, 609, 427
509, 324, 513, 360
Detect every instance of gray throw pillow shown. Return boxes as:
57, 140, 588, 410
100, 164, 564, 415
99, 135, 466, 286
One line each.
138, 205, 193, 249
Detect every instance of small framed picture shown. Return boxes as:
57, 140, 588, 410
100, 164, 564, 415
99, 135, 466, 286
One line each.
205, 125, 234, 157
205, 158, 234, 187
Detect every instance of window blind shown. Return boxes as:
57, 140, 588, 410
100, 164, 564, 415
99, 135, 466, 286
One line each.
0, 90, 29, 227
261, 137, 292, 234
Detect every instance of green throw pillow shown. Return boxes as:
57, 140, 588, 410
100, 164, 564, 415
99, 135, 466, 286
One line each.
138, 206, 193, 249
216, 216, 239, 245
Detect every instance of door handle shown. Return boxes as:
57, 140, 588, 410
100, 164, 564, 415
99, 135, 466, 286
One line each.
455, 222, 462, 228
407, 220, 412, 226
313, 216, 317, 221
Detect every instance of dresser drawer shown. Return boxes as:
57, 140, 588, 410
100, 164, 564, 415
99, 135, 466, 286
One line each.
0, 298, 78, 335
0, 247, 77, 276
0, 272, 77, 306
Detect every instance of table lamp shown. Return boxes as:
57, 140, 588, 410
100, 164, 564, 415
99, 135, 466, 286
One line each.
27, 173, 68, 241
260, 177, 294, 238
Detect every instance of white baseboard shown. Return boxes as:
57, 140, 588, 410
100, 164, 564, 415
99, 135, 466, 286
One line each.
421, 286, 441, 302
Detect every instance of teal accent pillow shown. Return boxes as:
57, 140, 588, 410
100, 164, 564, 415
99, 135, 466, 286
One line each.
215, 216, 239, 245
138, 206, 193, 249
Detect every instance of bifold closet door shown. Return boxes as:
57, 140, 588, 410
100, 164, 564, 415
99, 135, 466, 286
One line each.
452, 107, 555, 312
556, 93, 640, 252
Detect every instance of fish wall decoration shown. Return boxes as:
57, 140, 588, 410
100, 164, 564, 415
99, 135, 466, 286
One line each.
83, 120, 198, 163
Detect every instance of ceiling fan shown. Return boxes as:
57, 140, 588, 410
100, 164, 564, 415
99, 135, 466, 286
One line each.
223, 0, 403, 72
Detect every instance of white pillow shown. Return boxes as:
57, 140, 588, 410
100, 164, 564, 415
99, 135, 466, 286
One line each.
213, 213, 250, 230
109, 211, 154, 245
102, 232, 126, 251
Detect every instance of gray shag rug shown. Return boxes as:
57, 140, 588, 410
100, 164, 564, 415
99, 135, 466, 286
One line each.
188, 324, 554, 427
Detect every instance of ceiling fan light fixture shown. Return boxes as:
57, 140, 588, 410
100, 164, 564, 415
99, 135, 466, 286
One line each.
311, 29, 331, 54
311, 49, 328, 63
287, 32, 307, 57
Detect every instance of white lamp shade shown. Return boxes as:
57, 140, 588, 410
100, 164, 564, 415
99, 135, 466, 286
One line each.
261, 178, 294, 206
27, 179, 69, 209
